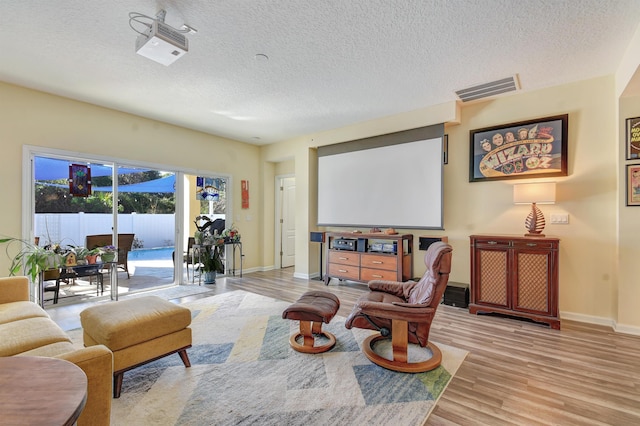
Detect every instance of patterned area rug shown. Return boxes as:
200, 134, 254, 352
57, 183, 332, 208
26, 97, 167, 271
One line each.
70, 290, 467, 425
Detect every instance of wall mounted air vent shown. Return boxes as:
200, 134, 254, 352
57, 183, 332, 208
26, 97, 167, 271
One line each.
455, 75, 520, 102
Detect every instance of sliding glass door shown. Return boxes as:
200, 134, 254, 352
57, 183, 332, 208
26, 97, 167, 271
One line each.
33, 154, 177, 306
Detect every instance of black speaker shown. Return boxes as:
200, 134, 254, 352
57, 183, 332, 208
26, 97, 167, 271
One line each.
310, 232, 325, 243
419, 236, 448, 251
357, 238, 368, 252
443, 282, 469, 308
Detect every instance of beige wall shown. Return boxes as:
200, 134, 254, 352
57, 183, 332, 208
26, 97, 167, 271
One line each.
0, 82, 261, 274
448, 77, 619, 326
618, 94, 640, 332
266, 76, 639, 333
2, 72, 638, 332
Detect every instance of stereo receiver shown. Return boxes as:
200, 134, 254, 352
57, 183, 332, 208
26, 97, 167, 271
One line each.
333, 238, 357, 251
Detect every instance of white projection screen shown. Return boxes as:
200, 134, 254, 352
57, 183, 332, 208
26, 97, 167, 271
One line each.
317, 124, 444, 229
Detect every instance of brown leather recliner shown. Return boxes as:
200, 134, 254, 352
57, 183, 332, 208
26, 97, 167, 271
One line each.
345, 241, 453, 372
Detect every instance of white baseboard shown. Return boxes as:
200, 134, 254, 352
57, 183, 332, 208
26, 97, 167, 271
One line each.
561, 311, 640, 336
612, 322, 640, 336
224, 266, 265, 275
561, 311, 615, 328
294, 271, 312, 280
257, 265, 275, 272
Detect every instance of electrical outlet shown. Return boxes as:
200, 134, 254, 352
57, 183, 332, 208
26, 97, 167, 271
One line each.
550, 213, 569, 224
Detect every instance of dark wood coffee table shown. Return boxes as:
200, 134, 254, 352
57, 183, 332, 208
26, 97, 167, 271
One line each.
0, 356, 88, 425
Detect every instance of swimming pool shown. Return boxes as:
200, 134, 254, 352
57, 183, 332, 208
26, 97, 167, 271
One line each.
128, 247, 174, 261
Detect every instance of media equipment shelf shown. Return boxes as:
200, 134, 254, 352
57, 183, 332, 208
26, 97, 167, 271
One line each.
323, 232, 413, 285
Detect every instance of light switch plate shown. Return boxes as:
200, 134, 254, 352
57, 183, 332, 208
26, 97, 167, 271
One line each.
550, 213, 569, 224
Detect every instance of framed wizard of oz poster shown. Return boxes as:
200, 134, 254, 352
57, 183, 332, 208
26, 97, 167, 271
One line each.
626, 116, 640, 160
469, 114, 568, 182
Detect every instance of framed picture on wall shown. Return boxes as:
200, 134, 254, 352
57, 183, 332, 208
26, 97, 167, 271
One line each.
626, 164, 640, 206
469, 114, 568, 182
625, 116, 640, 160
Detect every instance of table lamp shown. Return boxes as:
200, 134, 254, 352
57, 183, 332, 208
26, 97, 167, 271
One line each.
513, 182, 556, 237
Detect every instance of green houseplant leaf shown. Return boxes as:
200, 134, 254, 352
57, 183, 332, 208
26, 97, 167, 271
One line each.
0, 237, 66, 283
198, 241, 225, 274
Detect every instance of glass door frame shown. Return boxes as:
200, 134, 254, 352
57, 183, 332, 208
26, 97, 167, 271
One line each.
22, 145, 233, 303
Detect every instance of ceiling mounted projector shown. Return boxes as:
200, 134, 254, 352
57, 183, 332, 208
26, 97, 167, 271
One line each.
135, 20, 189, 66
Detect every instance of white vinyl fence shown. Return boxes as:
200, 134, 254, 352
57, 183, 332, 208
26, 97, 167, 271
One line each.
34, 213, 176, 249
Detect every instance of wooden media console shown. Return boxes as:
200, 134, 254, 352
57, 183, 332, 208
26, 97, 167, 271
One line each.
323, 232, 413, 285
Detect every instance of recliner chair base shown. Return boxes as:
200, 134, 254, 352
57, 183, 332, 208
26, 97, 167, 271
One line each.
290, 320, 336, 354
362, 319, 442, 373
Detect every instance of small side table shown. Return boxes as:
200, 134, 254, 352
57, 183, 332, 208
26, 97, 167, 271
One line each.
225, 241, 243, 277
191, 243, 212, 285
0, 356, 88, 425
192, 242, 243, 285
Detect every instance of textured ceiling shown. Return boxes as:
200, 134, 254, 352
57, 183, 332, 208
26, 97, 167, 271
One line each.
1, 1, 640, 145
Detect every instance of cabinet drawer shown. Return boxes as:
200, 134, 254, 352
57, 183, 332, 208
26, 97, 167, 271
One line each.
512, 240, 557, 250
361, 267, 398, 281
473, 238, 511, 248
328, 250, 360, 266
360, 253, 397, 271
328, 263, 360, 280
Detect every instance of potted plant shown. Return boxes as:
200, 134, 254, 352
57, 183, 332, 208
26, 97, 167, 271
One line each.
85, 247, 101, 264
0, 237, 67, 283
221, 225, 241, 243
198, 237, 224, 283
69, 246, 90, 265
99, 245, 117, 263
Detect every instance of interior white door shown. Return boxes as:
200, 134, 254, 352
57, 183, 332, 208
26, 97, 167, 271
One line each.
280, 177, 296, 268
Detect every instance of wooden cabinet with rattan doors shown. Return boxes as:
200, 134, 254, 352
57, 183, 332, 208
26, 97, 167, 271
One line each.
469, 235, 560, 329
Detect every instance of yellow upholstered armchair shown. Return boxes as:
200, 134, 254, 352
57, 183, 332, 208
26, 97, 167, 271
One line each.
345, 241, 453, 372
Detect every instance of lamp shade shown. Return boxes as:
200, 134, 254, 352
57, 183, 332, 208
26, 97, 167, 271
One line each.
513, 182, 556, 205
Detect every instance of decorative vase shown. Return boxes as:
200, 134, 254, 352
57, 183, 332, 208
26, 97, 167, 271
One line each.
86, 254, 98, 264
203, 270, 217, 284
525, 202, 546, 236
101, 253, 116, 263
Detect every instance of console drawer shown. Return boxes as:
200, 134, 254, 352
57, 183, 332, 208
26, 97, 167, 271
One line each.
360, 267, 398, 282
360, 253, 397, 271
328, 263, 360, 280
328, 250, 360, 266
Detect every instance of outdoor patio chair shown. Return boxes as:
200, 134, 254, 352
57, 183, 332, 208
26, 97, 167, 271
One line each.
86, 233, 135, 279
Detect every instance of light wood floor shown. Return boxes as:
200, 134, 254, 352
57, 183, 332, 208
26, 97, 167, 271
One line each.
47, 268, 640, 425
